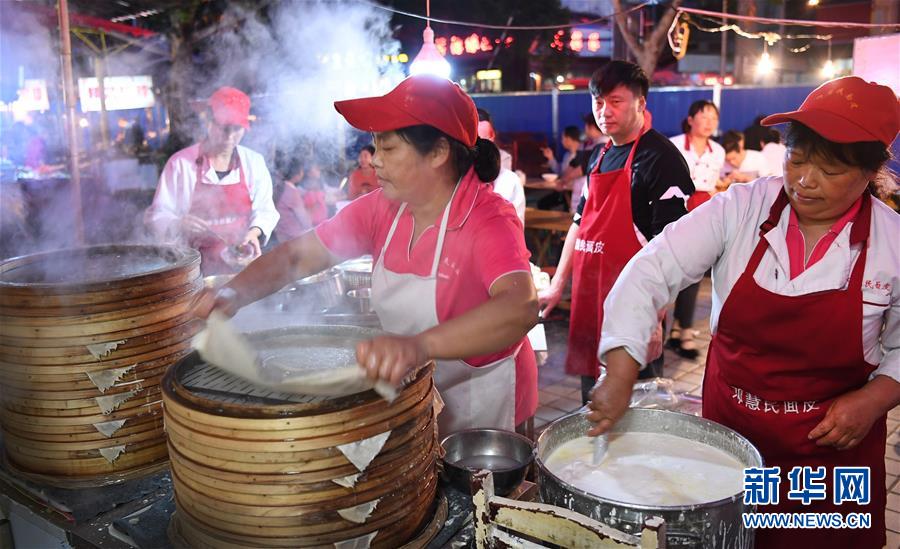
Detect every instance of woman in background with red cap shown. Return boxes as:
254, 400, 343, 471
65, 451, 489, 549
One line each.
586, 76, 899, 547
193, 76, 539, 436
147, 86, 279, 275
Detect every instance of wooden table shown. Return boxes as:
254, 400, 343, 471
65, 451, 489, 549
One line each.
524, 178, 572, 210
523, 178, 561, 191
524, 207, 572, 266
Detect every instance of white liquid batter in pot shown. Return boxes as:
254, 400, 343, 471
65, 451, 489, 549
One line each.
544, 432, 745, 506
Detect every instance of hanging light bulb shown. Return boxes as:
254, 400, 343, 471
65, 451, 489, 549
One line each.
409, 0, 451, 79
821, 40, 835, 79
756, 43, 774, 76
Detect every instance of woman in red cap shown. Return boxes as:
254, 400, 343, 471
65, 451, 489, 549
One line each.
147, 86, 279, 275
193, 76, 539, 436
585, 76, 900, 548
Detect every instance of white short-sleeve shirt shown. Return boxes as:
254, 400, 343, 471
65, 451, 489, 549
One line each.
669, 133, 725, 193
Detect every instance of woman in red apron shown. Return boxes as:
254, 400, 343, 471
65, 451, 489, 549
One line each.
147, 87, 277, 275
586, 77, 899, 548
187, 152, 254, 275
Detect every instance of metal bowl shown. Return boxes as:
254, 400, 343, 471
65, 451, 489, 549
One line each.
441, 429, 534, 496
346, 288, 372, 314
336, 256, 373, 290
281, 268, 346, 311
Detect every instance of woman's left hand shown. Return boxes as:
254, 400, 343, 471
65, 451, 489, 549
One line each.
241, 228, 263, 259
807, 388, 881, 450
356, 335, 430, 386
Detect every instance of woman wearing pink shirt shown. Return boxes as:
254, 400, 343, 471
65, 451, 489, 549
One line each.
588, 77, 899, 549
194, 76, 539, 436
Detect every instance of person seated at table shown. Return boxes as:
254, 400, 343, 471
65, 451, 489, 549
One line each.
552, 115, 608, 210
346, 144, 379, 199
760, 127, 787, 177
477, 108, 526, 226
542, 125, 582, 176
721, 130, 776, 185
582, 112, 606, 150
541, 126, 587, 213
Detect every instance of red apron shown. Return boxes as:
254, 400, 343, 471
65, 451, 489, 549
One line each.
188, 154, 252, 275
565, 132, 644, 378
703, 190, 886, 549
687, 191, 712, 211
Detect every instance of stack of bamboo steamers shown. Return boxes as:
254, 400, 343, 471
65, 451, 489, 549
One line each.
0, 245, 201, 483
164, 343, 439, 548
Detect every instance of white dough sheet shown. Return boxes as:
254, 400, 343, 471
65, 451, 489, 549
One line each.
544, 432, 745, 506
193, 311, 396, 399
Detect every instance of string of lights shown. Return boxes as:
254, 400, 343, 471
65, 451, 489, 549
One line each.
675, 6, 900, 29
361, 0, 653, 31
685, 14, 833, 47
666, 5, 867, 80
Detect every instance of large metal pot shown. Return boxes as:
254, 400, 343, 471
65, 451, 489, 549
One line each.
536, 409, 762, 549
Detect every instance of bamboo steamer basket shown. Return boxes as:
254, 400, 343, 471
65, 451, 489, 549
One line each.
0, 245, 199, 294
162, 325, 439, 549
0, 244, 200, 485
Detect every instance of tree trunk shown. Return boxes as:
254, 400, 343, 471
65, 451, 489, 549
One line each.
610, 0, 683, 78
161, 33, 196, 157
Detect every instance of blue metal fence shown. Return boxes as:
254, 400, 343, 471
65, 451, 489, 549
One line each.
474, 94, 553, 135
719, 86, 814, 136
473, 85, 816, 151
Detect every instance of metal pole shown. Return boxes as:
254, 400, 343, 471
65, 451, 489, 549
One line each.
96, 32, 110, 152
487, 16, 514, 70
551, 87, 559, 151
57, 0, 85, 244
720, 0, 728, 79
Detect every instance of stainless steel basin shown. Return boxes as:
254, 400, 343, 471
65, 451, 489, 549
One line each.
441, 428, 534, 496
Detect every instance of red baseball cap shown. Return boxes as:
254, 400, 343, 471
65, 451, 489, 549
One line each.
334, 76, 478, 148
762, 76, 899, 147
208, 86, 251, 129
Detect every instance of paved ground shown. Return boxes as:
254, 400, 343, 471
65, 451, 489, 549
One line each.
534, 276, 900, 545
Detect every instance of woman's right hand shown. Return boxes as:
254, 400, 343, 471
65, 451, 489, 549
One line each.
356, 335, 429, 386
191, 286, 240, 320
585, 348, 640, 436
181, 214, 210, 238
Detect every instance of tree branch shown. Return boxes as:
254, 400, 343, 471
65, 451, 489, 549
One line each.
610, 0, 644, 57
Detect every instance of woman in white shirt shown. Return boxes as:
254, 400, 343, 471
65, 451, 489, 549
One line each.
721, 129, 776, 183
760, 127, 788, 177
587, 76, 899, 549
667, 99, 727, 358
